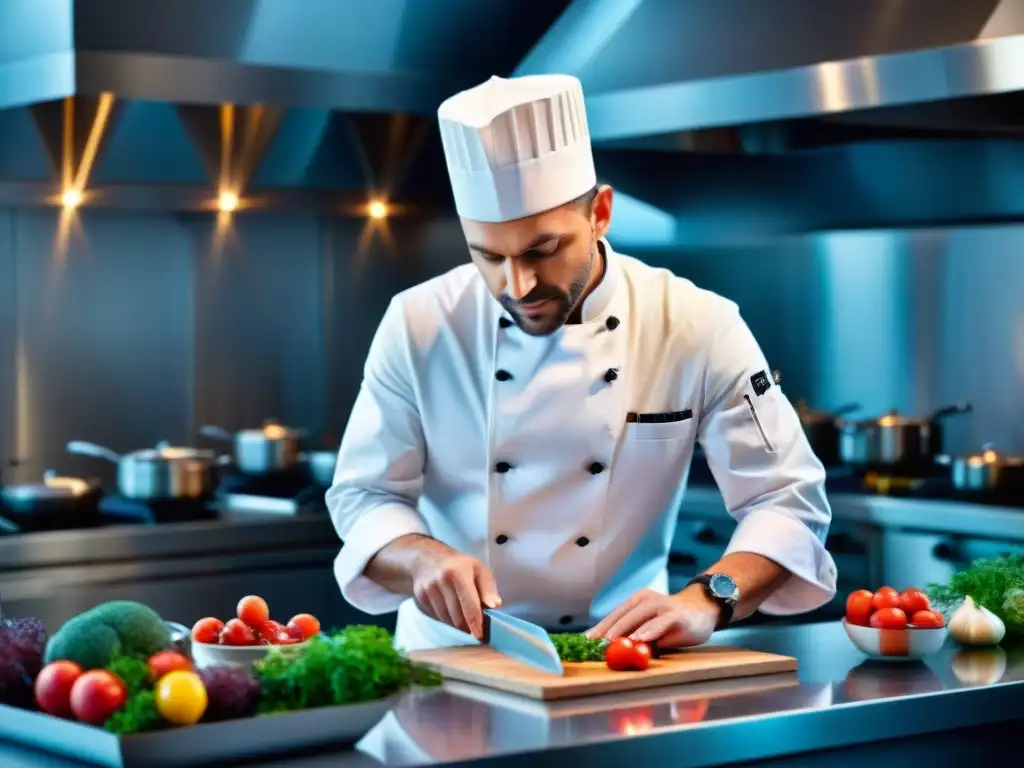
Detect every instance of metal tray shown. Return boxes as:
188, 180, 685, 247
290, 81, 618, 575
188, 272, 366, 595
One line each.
0, 695, 395, 767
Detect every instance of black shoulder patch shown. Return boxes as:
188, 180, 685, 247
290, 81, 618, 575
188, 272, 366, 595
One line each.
750, 370, 771, 396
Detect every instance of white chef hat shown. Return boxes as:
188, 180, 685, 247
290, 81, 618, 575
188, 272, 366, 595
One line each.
437, 74, 596, 223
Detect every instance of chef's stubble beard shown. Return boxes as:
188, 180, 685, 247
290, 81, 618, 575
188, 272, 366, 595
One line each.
509, 235, 598, 337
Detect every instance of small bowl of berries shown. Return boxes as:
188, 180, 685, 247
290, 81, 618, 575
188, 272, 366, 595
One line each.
842, 586, 948, 662
188, 594, 321, 669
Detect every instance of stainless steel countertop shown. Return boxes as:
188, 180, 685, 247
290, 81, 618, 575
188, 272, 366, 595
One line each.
2, 622, 1021, 767
683, 485, 1024, 540
278, 621, 1024, 767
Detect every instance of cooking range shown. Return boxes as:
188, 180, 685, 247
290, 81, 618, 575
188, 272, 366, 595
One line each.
0, 421, 337, 535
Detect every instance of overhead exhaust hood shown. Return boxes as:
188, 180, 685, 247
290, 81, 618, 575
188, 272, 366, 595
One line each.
519, 0, 1024, 144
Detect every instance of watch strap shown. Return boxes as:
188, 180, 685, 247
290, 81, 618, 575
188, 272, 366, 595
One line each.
686, 573, 735, 630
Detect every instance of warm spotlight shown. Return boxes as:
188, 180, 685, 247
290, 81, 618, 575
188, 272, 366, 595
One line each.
368, 200, 388, 220
218, 191, 239, 213
61, 189, 82, 209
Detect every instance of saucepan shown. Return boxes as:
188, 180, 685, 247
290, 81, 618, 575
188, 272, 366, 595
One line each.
1, 469, 103, 517
796, 400, 861, 467
306, 449, 338, 487
838, 402, 972, 473
935, 444, 1024, 493
199, 420, 305, 476
66, 441, 230, 500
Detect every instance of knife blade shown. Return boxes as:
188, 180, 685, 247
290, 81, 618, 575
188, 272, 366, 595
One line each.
482, 609, 564, 675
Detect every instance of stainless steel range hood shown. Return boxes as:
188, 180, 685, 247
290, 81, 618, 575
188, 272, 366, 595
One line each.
558, 0, 1024, 143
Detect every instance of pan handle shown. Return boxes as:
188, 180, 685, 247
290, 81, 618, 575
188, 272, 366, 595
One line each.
66, 441, 122, 464
199, 425, 234, 441
929, 401, 972, 421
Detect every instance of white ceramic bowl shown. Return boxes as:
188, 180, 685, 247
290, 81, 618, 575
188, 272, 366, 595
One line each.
842, 619, 948, 662
191, 638, 310, 669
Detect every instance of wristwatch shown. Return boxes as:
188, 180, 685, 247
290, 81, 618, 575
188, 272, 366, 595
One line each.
686, 573, 740, 630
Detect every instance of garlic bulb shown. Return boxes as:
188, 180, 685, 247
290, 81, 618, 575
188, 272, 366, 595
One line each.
951, 647, 1007, 686
948, 596, 1006, 646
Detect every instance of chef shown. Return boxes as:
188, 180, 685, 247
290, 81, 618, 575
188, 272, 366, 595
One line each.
327, 73, 837, 652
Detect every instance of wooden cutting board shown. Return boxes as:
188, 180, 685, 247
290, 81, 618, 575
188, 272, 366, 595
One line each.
409, 645, 798, 701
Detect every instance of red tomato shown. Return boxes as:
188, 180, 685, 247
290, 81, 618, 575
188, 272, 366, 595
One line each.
605, 638, 652, 672
899, 588, 931, 615
845, 590, 875, 626
909, 609, 945, 629
237, 595, 270, 629
69, 670, 126, 725
872, 587, 901, 611
287, 614, 320, 640
258, 620, 289, 642
869, 607, 907, 630
34, 661, 83, 717
220, 618, 258, 646
147, 651, 192, 681
190, 617, 224, 644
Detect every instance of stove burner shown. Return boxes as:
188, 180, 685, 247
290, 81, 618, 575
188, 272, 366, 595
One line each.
218, 468, 312, 499
99, 496, 218, 524
0, 500, 104, 532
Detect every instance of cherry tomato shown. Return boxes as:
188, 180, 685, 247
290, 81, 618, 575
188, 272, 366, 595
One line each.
69, 670, 126, 725
287, 613, 320, 640
155, 670, 208, 726
845, 589, 875, 626
190, 617, 224, 644
147, 651, 192, 681
35, 661, 83, 717
605, 637, 652, 672
220, 618, 258, 646
869, 607, 907, 630
899, 588, 931, 615
237, 595, 270, 629
872, 587, 901, 611
258, 620, 289, 642
909, 609, 945, 629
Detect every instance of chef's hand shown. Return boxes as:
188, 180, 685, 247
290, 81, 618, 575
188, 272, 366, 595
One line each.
585, 587, 719, 648
412, 543, 502, 641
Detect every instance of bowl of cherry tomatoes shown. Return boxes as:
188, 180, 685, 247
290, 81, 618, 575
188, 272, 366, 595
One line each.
842, 586, 948, 661
189, 595, 322, 669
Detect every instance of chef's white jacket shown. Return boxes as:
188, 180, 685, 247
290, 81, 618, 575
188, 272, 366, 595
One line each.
328, 239, 836, 651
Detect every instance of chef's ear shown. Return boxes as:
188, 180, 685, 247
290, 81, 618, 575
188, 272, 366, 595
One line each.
591, 184, 614, 238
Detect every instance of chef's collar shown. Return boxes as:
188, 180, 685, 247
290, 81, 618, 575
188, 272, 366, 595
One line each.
578, 238, 620, 323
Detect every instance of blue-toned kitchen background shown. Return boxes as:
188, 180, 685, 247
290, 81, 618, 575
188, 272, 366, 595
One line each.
2, 0, 1023, 635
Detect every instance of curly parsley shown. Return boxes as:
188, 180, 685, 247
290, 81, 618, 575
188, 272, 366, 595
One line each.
550, 633, 608, 662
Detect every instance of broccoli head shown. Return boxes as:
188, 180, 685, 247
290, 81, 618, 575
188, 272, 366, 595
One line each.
44, 601, 171, 669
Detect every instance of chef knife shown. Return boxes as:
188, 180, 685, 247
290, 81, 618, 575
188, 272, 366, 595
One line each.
482, 609, 564, 675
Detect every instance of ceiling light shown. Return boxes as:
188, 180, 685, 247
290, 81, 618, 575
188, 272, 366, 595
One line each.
368, 200, 388, 220
218, 191, 239, 213
61, 189, 82, 209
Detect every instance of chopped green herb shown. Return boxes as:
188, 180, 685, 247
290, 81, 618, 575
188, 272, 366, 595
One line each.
105, 690, 164, 735
254, 625, 441, 715
550, 633, 608, 662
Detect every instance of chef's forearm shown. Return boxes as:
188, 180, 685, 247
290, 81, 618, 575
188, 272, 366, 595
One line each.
363, 533, 454, 595
690, 551, 791, 621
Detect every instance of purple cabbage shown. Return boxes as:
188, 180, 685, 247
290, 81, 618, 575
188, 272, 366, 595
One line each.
198, 665, 260, 721
0, 617, 47, 709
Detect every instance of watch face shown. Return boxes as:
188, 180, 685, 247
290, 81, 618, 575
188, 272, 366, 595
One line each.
709, 573, 739, 603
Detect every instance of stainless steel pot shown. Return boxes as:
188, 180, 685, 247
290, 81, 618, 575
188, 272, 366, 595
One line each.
0, 470, 102, 516
305, 450, 338, 487
200, 420, 305, 475
796, 401, 861, 467
838, 402, 972, 472
935, 444, 1024, 492
66, 441, 229, 500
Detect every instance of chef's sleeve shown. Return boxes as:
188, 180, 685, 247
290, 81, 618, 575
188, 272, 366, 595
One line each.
326, 297, 430, 615
697, 303, 837, 615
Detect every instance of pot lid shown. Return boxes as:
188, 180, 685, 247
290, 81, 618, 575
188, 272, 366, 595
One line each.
237, 420, 303, 440
131, 443, 217, 461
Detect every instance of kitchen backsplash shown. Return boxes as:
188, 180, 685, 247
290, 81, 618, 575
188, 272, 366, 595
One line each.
0, 208, 1021, 484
